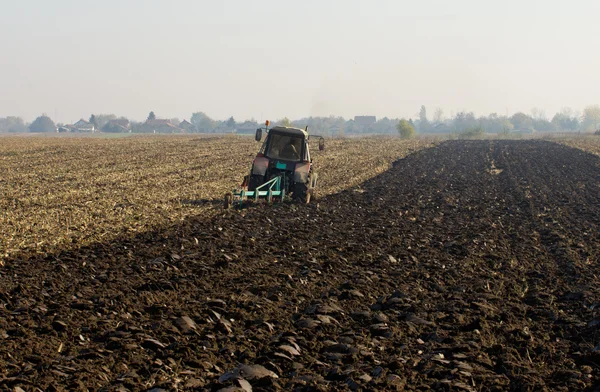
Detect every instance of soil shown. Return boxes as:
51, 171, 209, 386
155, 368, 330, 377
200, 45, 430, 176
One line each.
1, 140, 599, 391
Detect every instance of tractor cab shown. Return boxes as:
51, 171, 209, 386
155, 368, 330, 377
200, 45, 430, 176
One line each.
225, 121, 324, 208
260, 126, 310, 163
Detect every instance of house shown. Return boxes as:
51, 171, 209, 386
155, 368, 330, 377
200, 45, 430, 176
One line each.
72, 119, 95, 132
178, 119, 195, 132
103, 119, 131, 133
145, 119, 183, 133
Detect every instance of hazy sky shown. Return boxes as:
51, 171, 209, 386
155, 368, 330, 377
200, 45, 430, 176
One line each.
1, 0, 599, 123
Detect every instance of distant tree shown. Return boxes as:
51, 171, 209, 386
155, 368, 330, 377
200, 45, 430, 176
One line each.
551, 111, 579, 131
582, 105, 600, 131
510, 112, 534, 130
92, 114, 116, 130
170, 118, 180, 125
226, 116, 236, 128
343, 119, 361, 134
478, 113, 514, 134
371, 117, 397, 134
190, 112, 216, 132
397, 119, 415, 139
532, 118, 556, 132
419, 106, 427, 121
418, 105, 430, 132
291, 116, 345, 135
452, 112, 478, 132
29, 115, 56, 132
433, 108, 444, 123
214, 120, 225, 131
102, 123, 122, 133
130, 121, 146, 133
148, 111, 156, 121
529, 109, 556, 132
279, 117, 291, 127
0, 116, 27, 133
530, 107, 547, 121
458, 126, 485, 139
503, 119, 515, 133
11, 117, 27, 133
97, 116, 130, 133
89, 114, 98, 128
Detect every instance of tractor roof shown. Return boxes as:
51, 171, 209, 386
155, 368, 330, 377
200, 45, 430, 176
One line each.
269, 126, 309, 138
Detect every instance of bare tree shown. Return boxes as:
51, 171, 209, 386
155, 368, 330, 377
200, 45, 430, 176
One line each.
433, 108, 444, 123
531, 107, 547, 121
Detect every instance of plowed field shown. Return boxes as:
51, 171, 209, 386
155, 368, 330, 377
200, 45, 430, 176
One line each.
1, 140, 600, 391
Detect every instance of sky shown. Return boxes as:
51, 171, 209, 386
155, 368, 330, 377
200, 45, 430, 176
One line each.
1, 0, 599, 124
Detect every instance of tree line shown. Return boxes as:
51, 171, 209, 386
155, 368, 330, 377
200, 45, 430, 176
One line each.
1, 105, 600, 135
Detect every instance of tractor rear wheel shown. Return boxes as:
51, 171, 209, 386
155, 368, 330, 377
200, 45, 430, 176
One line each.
294, 173, 317, 204
293, 182, 309, 203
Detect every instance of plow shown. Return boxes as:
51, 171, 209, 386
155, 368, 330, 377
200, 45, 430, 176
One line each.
225, 121, 323, 209
224, 175, 286, 209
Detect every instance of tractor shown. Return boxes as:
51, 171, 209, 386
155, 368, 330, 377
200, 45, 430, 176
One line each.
225, 121, 324, 208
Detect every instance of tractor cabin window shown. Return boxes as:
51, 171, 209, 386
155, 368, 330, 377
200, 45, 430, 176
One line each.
266, 134, 304, 162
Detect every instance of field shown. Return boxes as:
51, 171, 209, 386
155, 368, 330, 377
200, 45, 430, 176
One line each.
0, 136, 431, 261
554, 136, 600, 157
1, 136, 600, 391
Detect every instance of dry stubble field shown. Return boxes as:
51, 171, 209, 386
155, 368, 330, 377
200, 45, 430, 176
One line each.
555, 136, 600, 156
0, 135, 432, 262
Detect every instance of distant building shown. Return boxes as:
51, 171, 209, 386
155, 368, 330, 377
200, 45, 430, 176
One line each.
72, 119, 95, 132
144, 119, 183, 133
113, 119, 131, 128
102, 119, 131, 132
178, 119, 194, 132
354, 116, 376, 127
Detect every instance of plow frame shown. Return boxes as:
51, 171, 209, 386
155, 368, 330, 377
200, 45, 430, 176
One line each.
225, 175, 286, 209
